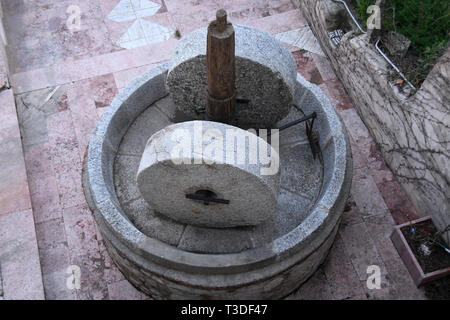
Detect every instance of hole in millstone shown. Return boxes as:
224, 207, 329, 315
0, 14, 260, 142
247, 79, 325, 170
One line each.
236, 97, 250, 104
195, 189, 217, 206
186, 189, 230, 206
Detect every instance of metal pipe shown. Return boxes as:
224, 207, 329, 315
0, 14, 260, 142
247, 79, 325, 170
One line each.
332, 0, 416, 90
375, 39, 416, 90
332, 0, 366, 34
277, 112, 317, 132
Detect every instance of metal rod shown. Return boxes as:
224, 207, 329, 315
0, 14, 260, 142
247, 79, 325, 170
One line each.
185, 194, 230, 205
277, 112, 317, 132
375, 38, 416, 90
266, 110, 316, 137
332, 0, 416, 90
331, 0, 366, 34
265, 110, 320, 159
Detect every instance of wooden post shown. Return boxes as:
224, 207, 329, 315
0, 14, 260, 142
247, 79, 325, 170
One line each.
206, 9, 235, 123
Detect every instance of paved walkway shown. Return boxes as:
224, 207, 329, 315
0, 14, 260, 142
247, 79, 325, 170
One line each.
0, 0, 427, 299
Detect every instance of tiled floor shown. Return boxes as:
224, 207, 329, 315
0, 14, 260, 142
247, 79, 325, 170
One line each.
0, 0, 430, 299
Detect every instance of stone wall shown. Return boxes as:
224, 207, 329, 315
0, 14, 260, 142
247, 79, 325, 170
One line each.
292, 0, 450, 244
0, 1, 9, 89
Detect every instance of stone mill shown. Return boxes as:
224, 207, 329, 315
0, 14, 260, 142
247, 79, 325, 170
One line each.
83, 9, 352, 299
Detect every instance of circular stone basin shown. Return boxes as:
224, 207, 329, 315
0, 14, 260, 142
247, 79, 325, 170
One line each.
83, 63, 352, 299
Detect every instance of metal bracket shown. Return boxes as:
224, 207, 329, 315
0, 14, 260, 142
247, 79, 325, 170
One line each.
236, 97, 250, 104
185, 193, 230, 205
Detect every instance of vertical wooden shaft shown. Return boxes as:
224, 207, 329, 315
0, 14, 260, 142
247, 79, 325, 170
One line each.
206, 9, 235, 123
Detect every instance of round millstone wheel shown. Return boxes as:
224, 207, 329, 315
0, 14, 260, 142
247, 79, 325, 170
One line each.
137, 120, 280, 228
166, 25, 297, 127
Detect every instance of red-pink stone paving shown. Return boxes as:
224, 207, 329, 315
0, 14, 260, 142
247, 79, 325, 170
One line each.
0, 0, 428, 299
0, 87, 44, 299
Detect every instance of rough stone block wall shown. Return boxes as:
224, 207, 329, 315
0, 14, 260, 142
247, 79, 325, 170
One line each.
293, 0, 450, 244
0, 2, 9, 90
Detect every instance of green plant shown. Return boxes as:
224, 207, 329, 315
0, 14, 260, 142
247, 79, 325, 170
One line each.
355, 0, 375, 29
383, 0, 450, 56
415, 40, 448, 79
353, 0, 450, 86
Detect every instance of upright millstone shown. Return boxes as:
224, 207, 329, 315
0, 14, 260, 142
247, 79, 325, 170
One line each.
136, 121, 280, 228
206, 9, 235, 123
167, 23, 297, 128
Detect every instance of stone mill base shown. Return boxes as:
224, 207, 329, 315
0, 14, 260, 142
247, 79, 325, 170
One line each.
83, 64, 352, 299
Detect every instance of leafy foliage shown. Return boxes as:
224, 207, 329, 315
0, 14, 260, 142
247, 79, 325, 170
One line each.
383, 0, 450, 56
356, 0, 374, 29
353, 0, 450, 85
